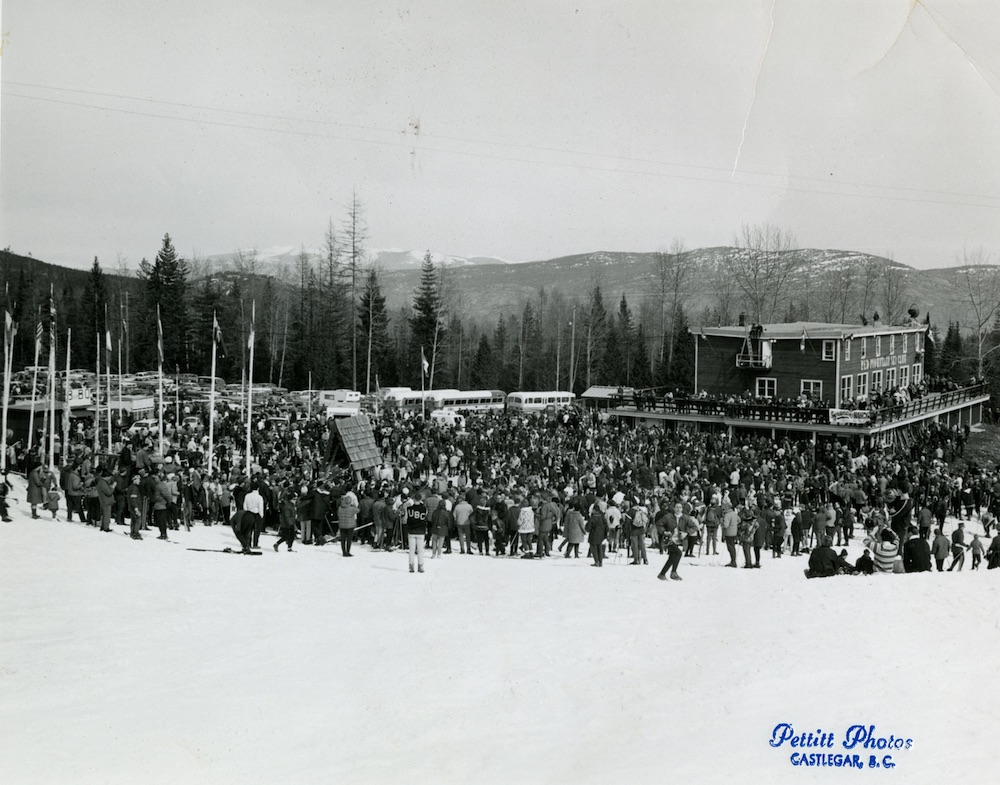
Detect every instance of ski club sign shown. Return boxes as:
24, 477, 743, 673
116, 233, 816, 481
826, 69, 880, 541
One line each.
768, 722, 913, 770
860, 355, 904, 371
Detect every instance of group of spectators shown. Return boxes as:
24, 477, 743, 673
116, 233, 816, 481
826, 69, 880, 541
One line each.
12, 391, 1000, 579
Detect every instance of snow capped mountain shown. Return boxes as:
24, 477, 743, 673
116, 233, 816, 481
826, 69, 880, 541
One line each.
204, 247, 516, 272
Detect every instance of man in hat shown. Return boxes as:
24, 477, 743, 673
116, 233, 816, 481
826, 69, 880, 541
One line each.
736, 505, 758, 568
948, 522, 969, 571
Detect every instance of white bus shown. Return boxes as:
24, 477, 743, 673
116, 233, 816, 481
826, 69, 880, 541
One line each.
380, 387, 505, 414
505, 391, 576, 413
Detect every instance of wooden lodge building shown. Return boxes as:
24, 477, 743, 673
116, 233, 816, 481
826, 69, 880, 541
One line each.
606, 319, 989, 449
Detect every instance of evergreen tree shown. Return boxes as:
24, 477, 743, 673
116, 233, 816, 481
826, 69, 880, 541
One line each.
940, 321, 965, 380
137, 234, 190, 371
631, 322, 653, 387
470, 333, 496, 388
410, 253, 442, 384
670, 308, 696, 392
80, 257, 108, 370
359, 268, 395, 392
583, 286, 607, 389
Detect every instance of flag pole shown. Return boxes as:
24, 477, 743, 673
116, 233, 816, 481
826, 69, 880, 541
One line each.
49, 335, 56, 469
245, 300, 255, 477
174, 364, 179, 431
27, 311, 42, 454
106, 305, 112, 455
61, 329, 70, 470
157, 304, 164, 456
94, 330, 100, 455
208, 311, 219, 476
1, 311, 13, 473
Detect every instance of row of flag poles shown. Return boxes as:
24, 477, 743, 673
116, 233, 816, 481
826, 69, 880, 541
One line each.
0, 292, 247, 476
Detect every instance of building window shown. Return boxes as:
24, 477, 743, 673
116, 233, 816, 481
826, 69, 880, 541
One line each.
876, 336, 882, 356
902, 335, 908, 354
801, 380, 823, 399
889, 335, 895, 354
913, 363, 922, 384
886, 367, 897, 389
900, 365, 910, 388
861, 338, 867, 359
857, 372, 868, 399
756, 378, 776, 399
840, 375, 854, 403
822, 340, 836, 361
916, 332, 923, 352
844, 339, 851, 361
871, 369, 883, 392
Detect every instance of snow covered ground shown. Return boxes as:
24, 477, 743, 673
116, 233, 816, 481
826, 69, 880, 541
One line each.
2, 477, 999, 785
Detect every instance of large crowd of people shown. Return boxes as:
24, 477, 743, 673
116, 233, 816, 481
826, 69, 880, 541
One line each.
11, 393, 1000, 578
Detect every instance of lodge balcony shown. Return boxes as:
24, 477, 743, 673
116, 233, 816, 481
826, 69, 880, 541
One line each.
606, 384, 989, 434
735, 352, 772, 369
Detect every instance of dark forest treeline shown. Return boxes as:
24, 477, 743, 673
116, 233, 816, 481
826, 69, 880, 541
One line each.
0, 241, 696, 396
5, 219, 995, 399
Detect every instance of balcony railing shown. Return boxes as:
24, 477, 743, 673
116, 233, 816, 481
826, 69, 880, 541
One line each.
735, 352, 771, 369
611, 384, 988, 428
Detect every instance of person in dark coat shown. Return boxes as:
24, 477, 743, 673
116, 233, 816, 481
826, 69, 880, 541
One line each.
561, 498, 587, 559
273, 487, 298, 552
26, 465, 53, 520
805, 536, 855, 577
902, 526, 932, 573
64, 465, 85, 523
308, 483, 331, 546
931, 528, 951, 571
585, 503, 608, 567
656, 522, 685, 581
95, 468, 116, 532
229, 508, 258, 553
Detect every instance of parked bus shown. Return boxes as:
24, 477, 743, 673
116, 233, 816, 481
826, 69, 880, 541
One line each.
380, 387, 505, 413
505, 391, 576, 413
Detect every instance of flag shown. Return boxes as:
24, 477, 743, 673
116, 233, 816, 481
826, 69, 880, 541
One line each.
421, 347, 429, 375
4, 310, 16, 349
213, 312, 227, 358
35, 318, 43, 355
156, 305, 164, 368
800, 328, 807, 352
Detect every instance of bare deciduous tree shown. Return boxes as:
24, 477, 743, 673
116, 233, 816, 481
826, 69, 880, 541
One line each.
953, 246, 1000, 376
857, 255, 883, 321
653, 239, 689, 375
879, 257, 909, 325
818, 263, 857, 323
728, 223, 799, 323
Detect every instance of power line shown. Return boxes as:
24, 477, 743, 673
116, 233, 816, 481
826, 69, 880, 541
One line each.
5, 80, 1000, 209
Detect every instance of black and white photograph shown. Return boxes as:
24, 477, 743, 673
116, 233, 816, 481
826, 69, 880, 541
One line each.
2, 2, 1000, 783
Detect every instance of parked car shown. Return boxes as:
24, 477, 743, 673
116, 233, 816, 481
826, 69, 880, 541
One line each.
127, 418, 159, 436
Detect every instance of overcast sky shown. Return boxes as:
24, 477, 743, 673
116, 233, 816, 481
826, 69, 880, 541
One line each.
2, 1, 999, 271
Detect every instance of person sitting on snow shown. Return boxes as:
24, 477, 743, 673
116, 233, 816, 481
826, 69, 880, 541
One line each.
805, 536, 855, 578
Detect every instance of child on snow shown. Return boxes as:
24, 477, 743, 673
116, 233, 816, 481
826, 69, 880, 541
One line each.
46, 489, 61, 520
